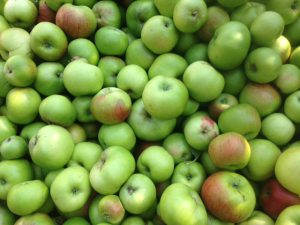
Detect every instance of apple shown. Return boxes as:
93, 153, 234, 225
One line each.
97, 195, 125, 224
274, 64, 300, 95
153, 0, 179, 17
0, 61, 12, 98
63, 59, 104, 96
73, 0, 97, 7
30, 22, 68, 61
67, 123, 87, 144
208, 93, 238, 120
275, 146, 300, 195
141, 15, 179, 54
45, 0, 73, 11
37, 0, 56, 23
237, 210, 274, 225
290, 46, 300, 69
223, 67, 247, 96
183, 111, 219, 151
261, 113, 295, 146
242, 139, 281, 181
56, 3, 97, 38
29, 125, 75, 170
267, 0, 300, 25
72, 96, 95, 123
208, 21, 251, 70
92, 1, 121, 28
14, 212, 56, 225
160, 183, 208, 225
275, 205, 300, 225
200, 151, 220, 175
121, 216, 146, 225
201, 171, 256, 223
284, 90, 300, 123
184, 43, 208, 64
0, 15, 9, 33
0, 203, 15, 225
20, 121, 46, 143
284, 16, 300, 46
207, 213, 234, 225
217, 0, 247, 9
0, 135, 28, 160
50, 166, 91, 213
89, 195, 106, 225
0, 116, 17, 144
182, 98, 200, 116
260, 178, 300, 219
271, 35, 292, 63
89, 146, 136, 195
63, 217, 90, 225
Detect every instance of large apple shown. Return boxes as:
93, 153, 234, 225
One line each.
275, 205, 300, 225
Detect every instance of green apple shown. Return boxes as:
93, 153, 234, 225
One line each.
275, 204, 300, 225
160, 183, 207, 225
89, 195, 105, 225
120, 173, 156, 214
0, 203, 15, 225
153, 0, 179, 17
95, 26, 128, 56
45, 0, 73, 11
239, 83, 282, 117
127, 98, 176, 141
148, 53, 188, 79
208, 21, 251, 70
6, 88, 41, 125
93, 1, 121, 28
0, 27, 32, 60
20, 121, 46, 143
284, 16, 300, 46
63, 217, 91, 225
183, 111, 219, 151
68, 38, 99, 65
89, 146, 135, 195
55, 3, 97, 38
72, 96, 95, 123
4, 54, 37, 87
284, 90, 300, 123
275, 146, 300, 195
141, 15, 179, 54
126, 0, 158, 37
137, 145, 174, 183
37, 0, 56, 23
201, 171, 256, 223
0, 15, 9, 33
274, 64, 300, 94
116, 64, 149, 99
162, 132, 193, 164
98, 122, 136, 151
267, 0, 300, 25
250, 11, 285, 47
0, 116, 16, 144
67, 123, 87, 144
97, 195, 125, 224
0, 135, 28, 160
261, 113, 295, 146
121, 216, 146, 225
7, 180, 48, 216
30, 22, 68, 61
290, 46, 300, 68
14, 212, 56, 225
173, 31, 198, 54
218, 103, 261, 140
217, 0, 247, 8
184, 43, 208, 64
142, 75, 189, 120
242, 139, 281, 182
200, 152, 220, 175
3, 0, 37, 29
29, 125, 75, 170
173, 0, 208, 33
237, 210, 274, 225
182, 98, 200, 116
271, 35, 291, 63
74, 0, 97, 7
171, 161, 206, 191
207, 213, 234, 225
223, 67, 247, 96
0, 61, 12, 98
125, 39, 156, 70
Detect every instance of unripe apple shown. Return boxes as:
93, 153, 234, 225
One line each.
274, 64, 300, 95
93, 1, 121, 28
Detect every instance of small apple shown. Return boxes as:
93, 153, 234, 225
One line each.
37, 0, 56, 23
271, 35, 292, 63
0, 61, 12, 98
97, 195, 125, 224
184, 43, 208, 64
63, 217, 90, 225
284, 16, 300, 46
223, 67, 247, 96
14, 212, 56, 225
45, 0, 73, 11
153, 0, 179, 17
0, 135, 28, 160
208, 93, 238, 120
20, 121, 46, 143
93, 1, 121, 28
217, 0, 247, 9
0, 116, 17, 144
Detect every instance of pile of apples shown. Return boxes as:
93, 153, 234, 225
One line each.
1, 0, 300, 224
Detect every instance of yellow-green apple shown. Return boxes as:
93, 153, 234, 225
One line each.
0, 15, 9, 33
217, 0, 247, 8
116, 64, 149, 99
218, 103, 261, 140
30, 22, 68, 61
0, 159, 33, 200
97, 195, 125, 224
0, 61, 12, 98
153, 0, 179, 17
14, 213, 56, 225
284, 90, 300, 123
20, 121, 46, 143
183, 111, 219, 151
98, 122, 136, 151
267, 0, 300, 25
0, 116, 16, 144
261, 113, 295, 146
239, 83, 282, 117
137, 145, 174, 183
208, 93, 238, 120
0, 203, 15, 225
0, 27, 32, 60
34, 62, 65, 96
183, 61, 224, 103
237, 210, 274, 225
94, 26, 129, 56
50, 166, 91, 213
119, 173, 156, 214
290, 46, 300, 68
121, 216, 145, 225
274, 64, 300, 95
260, 178, 300, 219
275, 205, 300, 225
37, 0, 56, 23
201, 171, 256, 223
0, 135, 28, 160
182, 98, 200, 116
208, 21, 251, 70
63, 59, 104, 96
184, 43, 208, 64
160, 183, 207, 225
29, 125, 75, 170
93, 1, 121, 28
126, 0, 158, 37
90, 87, 131, 124
45, 0, 73, 11
56, 4, 97, 38
141, 15, 179, 54
242, 139, 281, 181
200, 151, 220, 175
125, 39, 156, 70
7, 180, 48, 216
6, 88, 41, 125
127, 99, 176, 141
148, 53, 188, 79
275, 146, 300, 195
3, 0, 37, 29
142, 75, 189, 120
72, 96, 95, 123
208, 132, 251, 170
223, 67, 247, 96
67, 123, 87, 144
89, 146, 135, 195
271, 35, 291, 63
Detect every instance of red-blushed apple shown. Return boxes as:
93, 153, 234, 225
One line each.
97, 195, 125, 224
275, 204, 300, 225
208, 93, 238, 120
56, 3, 97, 38
208, 132, 251, 170
201, 171, 256, 223
38, 0, 56, 23
259, 178, 300, 219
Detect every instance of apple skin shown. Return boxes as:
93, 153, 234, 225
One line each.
0, 15, 9, 33
97, 195, 125, 224
89, 146, 136, 195
56, 3, 97, 38
284, 90, 300, 123
208, 132, 251, 170
0, 61, 12, 98
20, 121, 46, 143
184, 43, 208, 64
160, 183, 208, 225
72, 96, 95, 123
223, 67, 247, 96
267, 0, 300, 25
14, 212, 56, 225
93, 1, 121, 29
0, 116, 17, 144
274, 64, 300, 95
275, 205, 300, 225
284, 16, 300, 46
237, 210, 274, 225
0, 135, 28, 160
201, 171, 256, 223
38, 0, 56, 23
259, 178, 300, 219
62, 217, 90, 225
0, 203, 15, 225
153, 0, 179, 17
208, 93, 238, 120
